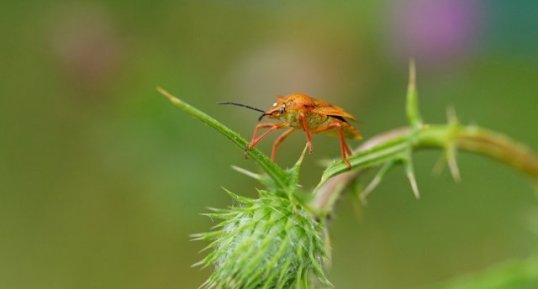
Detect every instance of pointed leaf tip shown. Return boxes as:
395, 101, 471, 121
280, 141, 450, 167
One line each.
287, 143, 310, 188
231, 165, 263, 181
408, 59, 416, 91
406, 59, 422, 128
360, 161, 395, 204
405, 160, 420, 199
293, 143, 310, 169
157, 86, 177, 103
447, 106, 459, 126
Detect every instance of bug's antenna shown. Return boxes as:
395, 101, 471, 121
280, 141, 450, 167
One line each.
218, 102, 265, 113
258, 113, 268, 121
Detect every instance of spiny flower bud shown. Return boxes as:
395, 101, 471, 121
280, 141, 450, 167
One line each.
193, 190, 331, 289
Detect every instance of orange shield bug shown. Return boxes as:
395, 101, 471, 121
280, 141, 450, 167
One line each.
220, 93, 361, 169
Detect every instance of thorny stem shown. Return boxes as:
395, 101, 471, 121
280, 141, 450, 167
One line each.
158, 84, 538, 218
311, 124, 538, 214
312, 60, 538, 215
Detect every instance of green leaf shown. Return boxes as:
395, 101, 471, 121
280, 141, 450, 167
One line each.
157, 87, 288, 189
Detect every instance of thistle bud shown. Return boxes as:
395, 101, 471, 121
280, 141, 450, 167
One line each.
194, 190, 331, 289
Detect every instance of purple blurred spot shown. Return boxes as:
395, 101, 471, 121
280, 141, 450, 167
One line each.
49, 3, 124, 93
390, 0, 482, 66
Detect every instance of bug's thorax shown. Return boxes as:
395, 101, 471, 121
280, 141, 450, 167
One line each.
264, 94, 314, 121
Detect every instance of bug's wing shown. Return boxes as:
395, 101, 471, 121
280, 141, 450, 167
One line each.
311, 99, 357, 121
344, 125, 362, 140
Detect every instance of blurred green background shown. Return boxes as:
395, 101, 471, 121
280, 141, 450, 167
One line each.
1, 1, 537, 288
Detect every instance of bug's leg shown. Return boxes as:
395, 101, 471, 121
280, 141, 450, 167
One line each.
245, 124, 284, 158
245, 123, 276, 158
344, 142, 353, 157
328, 122, 352, 170
249, 124, 284, 148
248, 123, 275, 144
299, 113, 313, 153
337, 124, 352, 170
271, 128, 295, 161
341, 124, 353, 157
330, 122, 353, 157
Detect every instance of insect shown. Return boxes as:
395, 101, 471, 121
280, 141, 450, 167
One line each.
220, 93, 361, 169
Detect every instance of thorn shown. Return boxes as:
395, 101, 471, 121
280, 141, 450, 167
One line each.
231, 165, 262, 180
191, 260, 205, 268
360, 161, 394, 204
447, 106, 459, 125
288, 144, 310, 186
408, 59, 416, 92
352, 199, 364, 223
447, 144, 461, 182
221, 187, 245, 203
432, 153, 446, 176
360, 177, 379, 205
406, 59, 422, 127
405, 160, 420, 199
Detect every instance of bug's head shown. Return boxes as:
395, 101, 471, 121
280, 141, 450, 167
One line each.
258, 96, 288, 121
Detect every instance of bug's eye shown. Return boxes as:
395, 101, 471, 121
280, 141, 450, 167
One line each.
279, 103, 286, 113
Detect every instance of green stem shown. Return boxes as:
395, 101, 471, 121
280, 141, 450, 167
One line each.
312, 124, 538, 214
157, 87, 288, 189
